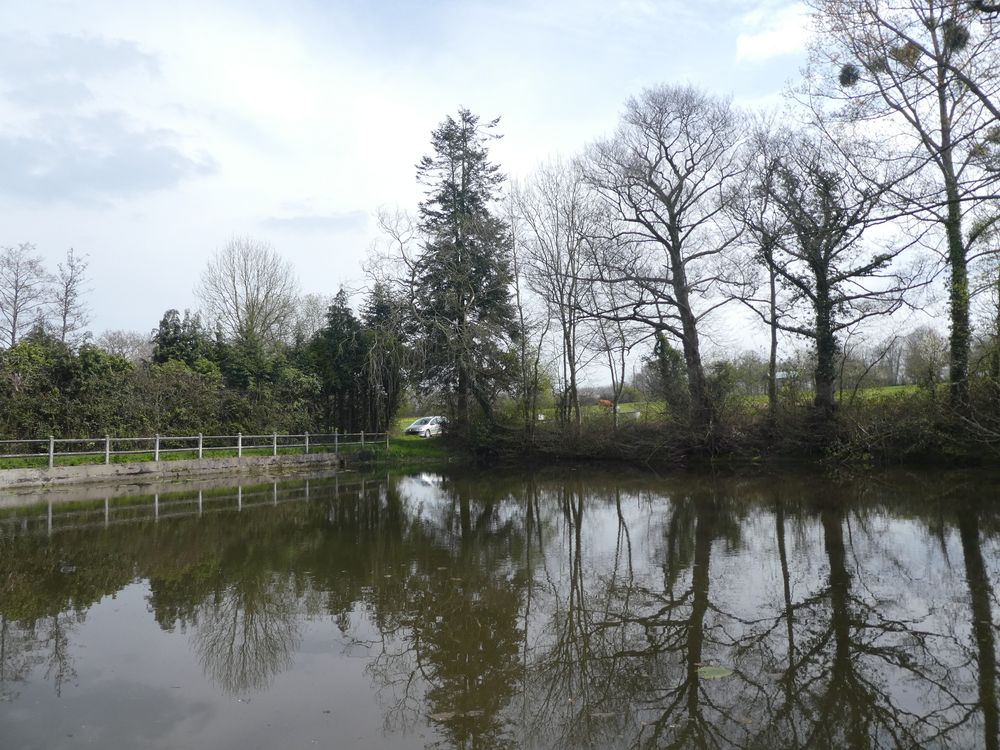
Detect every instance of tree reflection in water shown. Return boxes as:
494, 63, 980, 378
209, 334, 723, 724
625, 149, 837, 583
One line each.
0, 471, 997, 750
192, 573, 301, 695
354, 475, 529, 749
0, 613, 76, 702
741, 502, 966, 749
958, 500, 999, 750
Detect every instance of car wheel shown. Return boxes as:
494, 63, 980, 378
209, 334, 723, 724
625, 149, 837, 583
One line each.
422, 429, 429, 438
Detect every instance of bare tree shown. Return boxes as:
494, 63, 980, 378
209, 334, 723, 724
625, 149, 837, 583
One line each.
0, 243, 50, 348
746, 129, 926, 413
803, 0, 1000, 406
904, 325, 949, 388
514, 160, 601, 430
881, 333, 906, 386
726, 120, 795, 422
290, 292, 333, 344
582, 85, 745, 426
835, 328, 901, 405
587, 255, 641, 432
508, 191, 553, 440
196, 237, 299, 345
51, 248, 90, 346
95, 329, 153, 363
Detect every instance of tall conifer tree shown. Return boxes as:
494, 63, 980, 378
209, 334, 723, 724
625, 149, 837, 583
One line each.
411, 109, 518, 426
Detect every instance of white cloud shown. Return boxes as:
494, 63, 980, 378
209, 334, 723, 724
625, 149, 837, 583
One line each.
0, 0, 806, 336
735, 2, 812, 63
0, 112, 216, 204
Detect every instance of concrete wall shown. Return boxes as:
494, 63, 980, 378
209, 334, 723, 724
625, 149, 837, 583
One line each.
0, 453, 343, 492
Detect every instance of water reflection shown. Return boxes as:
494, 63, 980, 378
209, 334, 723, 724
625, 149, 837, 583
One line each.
192, 573, 301, 694
0, 470, 998, 749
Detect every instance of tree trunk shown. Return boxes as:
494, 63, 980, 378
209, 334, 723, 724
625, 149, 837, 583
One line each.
457, 361, 470, 429
672, 257, 712, 426
567, 333, 581, 431
936, 60, 970, 409
768, 263, 779, 422
814, 282, 837, 415
945, 191, 970, 409
992, 272, 1000, 409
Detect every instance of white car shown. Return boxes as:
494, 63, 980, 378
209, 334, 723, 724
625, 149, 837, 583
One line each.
404, 416, 448, 438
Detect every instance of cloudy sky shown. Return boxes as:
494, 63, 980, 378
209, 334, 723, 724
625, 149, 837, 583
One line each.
0, 0, 811, 340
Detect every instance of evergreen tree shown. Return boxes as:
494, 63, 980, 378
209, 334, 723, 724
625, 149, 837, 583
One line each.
361, 282, 405, 432
151, 309, 212, 367
650, 332, 691, 419
309, 289, 366, 432
411, 108, 518, 427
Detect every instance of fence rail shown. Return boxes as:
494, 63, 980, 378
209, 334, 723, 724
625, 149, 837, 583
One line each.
0, 475, 381, 538
0, 431, 389, 468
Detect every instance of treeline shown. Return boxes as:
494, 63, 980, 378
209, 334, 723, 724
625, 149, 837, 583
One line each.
0, 283, 404, 439
370, 0, 1000, 460
3, 0, 1000, 461
503, 0, 1000, 429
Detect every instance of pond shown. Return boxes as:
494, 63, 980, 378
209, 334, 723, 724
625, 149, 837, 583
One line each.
0, 467, 998, 749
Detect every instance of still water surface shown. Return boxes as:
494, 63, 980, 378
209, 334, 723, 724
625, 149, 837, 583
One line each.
0, 467, 998, 749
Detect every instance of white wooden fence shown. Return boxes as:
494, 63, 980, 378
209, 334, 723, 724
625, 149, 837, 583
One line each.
0, 475, 382, 538
0, 431, 389, 468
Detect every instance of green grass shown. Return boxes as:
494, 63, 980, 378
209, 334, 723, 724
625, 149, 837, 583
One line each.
545, 385, 924, 420
386, 434, 451, 461
534, 400, 667, 423
387, 417, 452, 461
1, 387, 927, 471
0, 422, 453, 471
850, 384, 920, 401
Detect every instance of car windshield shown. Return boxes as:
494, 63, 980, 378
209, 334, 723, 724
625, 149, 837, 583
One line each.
413, 418, 431, 425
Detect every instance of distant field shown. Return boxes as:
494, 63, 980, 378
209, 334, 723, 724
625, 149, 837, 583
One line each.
536, 384, 924, 422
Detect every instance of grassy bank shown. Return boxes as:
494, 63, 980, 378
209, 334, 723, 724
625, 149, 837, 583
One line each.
482, 386, 1000, 471
0, 421, 455, 472
384, 417, 452, 464
3, 385, 980, 474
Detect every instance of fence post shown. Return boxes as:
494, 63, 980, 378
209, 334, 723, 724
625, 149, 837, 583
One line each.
272, 432, 277, 457
198, 433, 203, 459
361, 430, 365, 449
48, 436, 54, 469
304, 431, 309, 454
334, 428, 338, 454
386, 430, 390, 450
105, 435, 110, 465
154, 434, 160, 462
237, 432, 242, 458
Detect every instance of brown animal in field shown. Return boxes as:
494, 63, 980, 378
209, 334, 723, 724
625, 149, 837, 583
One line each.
597, 399, 614, 409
